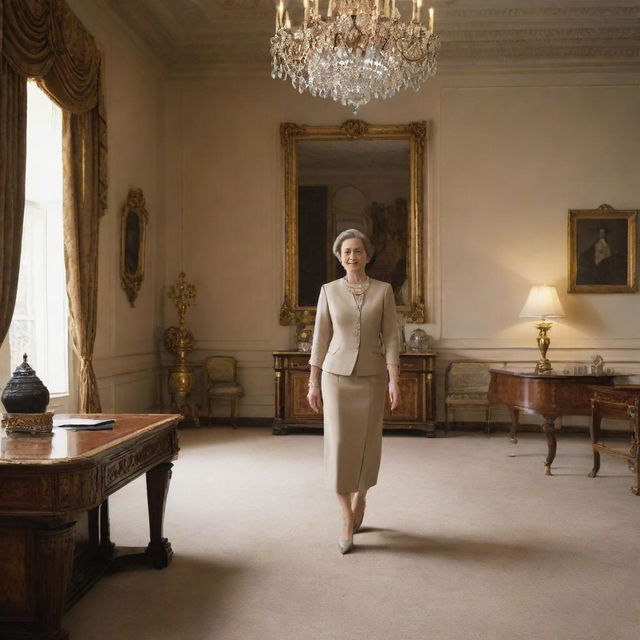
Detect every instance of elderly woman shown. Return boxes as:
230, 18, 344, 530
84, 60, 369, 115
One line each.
307, 229, 400, 554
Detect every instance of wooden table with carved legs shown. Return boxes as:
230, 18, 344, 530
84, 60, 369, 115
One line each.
588, 386, 640, 496
489, 369, 615, 475
0, 413, 181, 640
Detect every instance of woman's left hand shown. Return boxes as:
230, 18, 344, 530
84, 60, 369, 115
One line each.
388, 379, 400, 412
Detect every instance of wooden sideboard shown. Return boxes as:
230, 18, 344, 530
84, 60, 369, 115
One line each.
273, 351, 437, 436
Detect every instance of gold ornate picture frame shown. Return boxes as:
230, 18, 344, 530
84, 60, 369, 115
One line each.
279, 119, 428, 325
568, 203, 637, 293
120, 188, 149, 306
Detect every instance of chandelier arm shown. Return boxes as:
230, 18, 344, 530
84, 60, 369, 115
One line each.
400, 49, 428, 63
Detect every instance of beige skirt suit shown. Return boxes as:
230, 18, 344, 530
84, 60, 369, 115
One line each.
309, 278, 400, 493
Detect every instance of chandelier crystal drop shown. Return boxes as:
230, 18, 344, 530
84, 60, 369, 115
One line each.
271, 0, 440, 113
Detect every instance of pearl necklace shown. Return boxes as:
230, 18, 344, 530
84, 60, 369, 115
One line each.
343, 276, 370, 311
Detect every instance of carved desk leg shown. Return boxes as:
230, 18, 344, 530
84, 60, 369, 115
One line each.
588, 406, 601, 479
631, 429, 639, 496
37, 520, 76, 640
542, 415, 558, 476
507, 408, 519, 457
146, 462, 174, 569
99, 499, 115, 555
508, 408, 519, 445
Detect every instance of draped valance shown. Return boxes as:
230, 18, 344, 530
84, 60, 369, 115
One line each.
1, 0, 106, 210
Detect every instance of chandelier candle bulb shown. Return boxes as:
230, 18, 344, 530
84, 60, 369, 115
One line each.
303, 0, 309, 25
327, 0, 332, 18
417, 0, 422, 22
429, 6, 434, 32
284, 10, 291, 28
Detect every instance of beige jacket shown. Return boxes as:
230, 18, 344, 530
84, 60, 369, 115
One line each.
309, 278, 400, 376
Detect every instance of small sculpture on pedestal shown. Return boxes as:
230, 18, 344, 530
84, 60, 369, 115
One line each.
591, 354, 605, 375
164, 272, 199, 425
296, 325, 313, 353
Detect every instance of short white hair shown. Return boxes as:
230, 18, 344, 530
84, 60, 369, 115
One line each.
332, 229, 374, 260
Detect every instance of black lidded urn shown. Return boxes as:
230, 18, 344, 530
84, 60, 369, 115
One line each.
1, 354, 50, 413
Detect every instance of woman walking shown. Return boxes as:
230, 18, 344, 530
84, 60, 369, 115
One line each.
308, 229, 400, 554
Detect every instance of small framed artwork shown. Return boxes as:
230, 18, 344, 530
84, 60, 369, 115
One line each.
120, 187, 149, 306
568, 203, 638, 293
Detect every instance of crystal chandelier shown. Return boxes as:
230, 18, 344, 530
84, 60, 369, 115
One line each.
271, 0, 440, 113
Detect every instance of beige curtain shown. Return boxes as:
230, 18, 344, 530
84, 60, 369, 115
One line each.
1, 0, 107, 411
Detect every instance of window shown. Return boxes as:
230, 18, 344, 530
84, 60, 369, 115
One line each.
8, 82, 68, 396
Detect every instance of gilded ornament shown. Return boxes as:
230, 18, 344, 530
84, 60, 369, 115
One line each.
164, 272, 199, 424
341, 120, 368, 139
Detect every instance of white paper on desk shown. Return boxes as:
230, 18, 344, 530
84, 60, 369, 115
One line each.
53, 418, 115, 429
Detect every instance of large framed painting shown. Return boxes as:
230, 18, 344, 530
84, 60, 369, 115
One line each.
568, 204, 637, 293
279, 119, 428, 325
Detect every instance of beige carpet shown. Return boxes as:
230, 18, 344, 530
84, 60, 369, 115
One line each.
65, 427, 640, 640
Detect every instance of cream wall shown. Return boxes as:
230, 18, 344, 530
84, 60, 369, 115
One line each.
164, 69, 640, 420
65, 0, 168, 413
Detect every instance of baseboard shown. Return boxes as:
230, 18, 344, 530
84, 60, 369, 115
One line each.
445, 421, 632, 438
180, 416, 273, 428
179, 417, 633, 439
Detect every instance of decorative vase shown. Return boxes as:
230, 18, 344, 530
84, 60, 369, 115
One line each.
1, 354, 50, 413
1, 354, 53, 435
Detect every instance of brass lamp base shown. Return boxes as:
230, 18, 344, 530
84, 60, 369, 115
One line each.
535, 359, 553, 374
534, 320, 554, 374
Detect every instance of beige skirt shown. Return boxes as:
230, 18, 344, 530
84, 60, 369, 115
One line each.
321, 370, 387, 494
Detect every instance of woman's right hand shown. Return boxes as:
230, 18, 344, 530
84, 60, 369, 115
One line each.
307, 385, 323, 413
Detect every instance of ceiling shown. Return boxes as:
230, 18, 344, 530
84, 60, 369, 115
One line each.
105, 0, 640, 75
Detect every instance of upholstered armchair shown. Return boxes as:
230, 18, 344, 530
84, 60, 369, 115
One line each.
444, 361, 494, 435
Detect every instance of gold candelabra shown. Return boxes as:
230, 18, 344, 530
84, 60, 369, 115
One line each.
164, 272, 199, 424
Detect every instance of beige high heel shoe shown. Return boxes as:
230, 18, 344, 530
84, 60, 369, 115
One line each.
339, 520, 354, 555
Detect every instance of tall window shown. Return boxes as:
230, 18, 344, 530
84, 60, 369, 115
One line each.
9, 82, 68, 396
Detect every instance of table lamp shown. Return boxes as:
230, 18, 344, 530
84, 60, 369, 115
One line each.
519, 285, 565, 374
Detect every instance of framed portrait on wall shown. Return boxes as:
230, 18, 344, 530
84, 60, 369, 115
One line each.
120, 187, 149, 306
568, 204, 638, 293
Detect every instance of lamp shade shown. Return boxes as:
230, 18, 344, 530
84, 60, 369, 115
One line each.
519, 285, 565, 319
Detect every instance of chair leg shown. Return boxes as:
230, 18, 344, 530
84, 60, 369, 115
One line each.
207, 399, 213, 427
486, 406, 492, 436
230, 399, 237, 429
631, 433, 639, 496
444, 405, 450, 436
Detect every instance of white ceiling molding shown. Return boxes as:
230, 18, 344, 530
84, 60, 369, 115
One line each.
104, 1, 640, 76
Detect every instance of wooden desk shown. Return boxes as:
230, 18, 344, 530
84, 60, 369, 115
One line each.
0, 413, 181, 640
488, 369, 615, 475
273, 351, 437, 436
